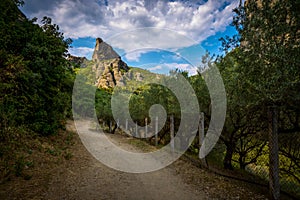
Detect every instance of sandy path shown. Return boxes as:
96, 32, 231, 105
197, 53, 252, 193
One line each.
42, 120, 207, 200
39, 120, 278, 200
1, 120, 290, 199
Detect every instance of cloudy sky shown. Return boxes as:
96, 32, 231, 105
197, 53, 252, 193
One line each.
21, 0, 239, 75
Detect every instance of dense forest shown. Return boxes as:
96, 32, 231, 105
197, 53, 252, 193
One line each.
0, 0, 299, 198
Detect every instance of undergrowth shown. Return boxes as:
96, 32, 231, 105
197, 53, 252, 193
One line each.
0, 123, 75, 183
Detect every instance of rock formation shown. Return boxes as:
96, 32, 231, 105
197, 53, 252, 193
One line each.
89, 38, 160, 89
67, 55, 88, 68
135, 72, 144, 81
92, 38, 120, 61
91, 38, 129, 88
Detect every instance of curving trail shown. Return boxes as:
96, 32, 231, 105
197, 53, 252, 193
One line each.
43, 120, 206, 200
42, 120, 269, 200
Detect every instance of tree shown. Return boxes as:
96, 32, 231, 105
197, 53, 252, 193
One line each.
233, 0, 300, 108
0, 0, 74, 135
220, 1, 300, 198
213, 49, 268, 170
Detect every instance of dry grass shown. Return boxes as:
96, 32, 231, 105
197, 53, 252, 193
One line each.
0, 123, 76, 199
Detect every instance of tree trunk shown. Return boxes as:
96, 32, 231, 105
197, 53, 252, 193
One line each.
106, 120, 112, 132
224, 143, 234, 170
111, 123, 118, 134
268, 106, 280, 200
239, 154, 246, 170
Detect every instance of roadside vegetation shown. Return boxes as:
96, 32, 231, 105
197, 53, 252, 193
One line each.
0, 0, 75, 182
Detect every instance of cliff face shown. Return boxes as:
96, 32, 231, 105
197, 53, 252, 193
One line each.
93, 57, 127, 88
92, 38, 120, 61
92, 38, 129, 88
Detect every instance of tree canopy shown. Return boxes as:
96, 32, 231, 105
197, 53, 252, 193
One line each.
0, 0, 74, 136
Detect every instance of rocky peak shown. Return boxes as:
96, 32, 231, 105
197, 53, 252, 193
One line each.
92, 37, 120, 62
91, 38, 129, 89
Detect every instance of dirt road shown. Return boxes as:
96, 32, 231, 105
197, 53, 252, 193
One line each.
41, 120, 269, 200
1, 120, 272, 199
43, 120, 207, 200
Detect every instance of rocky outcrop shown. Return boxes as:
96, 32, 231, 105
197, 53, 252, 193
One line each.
92, 38, 120, 62
92, 38, 129, 88
135, 72, 144, 81
67, 55, 88, 68
90, 38, 161, 88
93, 57, 128, 88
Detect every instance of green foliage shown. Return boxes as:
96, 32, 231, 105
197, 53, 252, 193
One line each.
215, 0, 300, 194
0, 0, 75, 136
95, 87, 113, 121
0, 0, 75, 181
128, 83, 180, 123
72, 74, 97, 118
233, 0, 300, 107
77, 60, 96, 84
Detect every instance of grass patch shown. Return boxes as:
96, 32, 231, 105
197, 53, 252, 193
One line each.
64, 151, 73, 160
0, 122, 76, 183
128, 139, 150, 151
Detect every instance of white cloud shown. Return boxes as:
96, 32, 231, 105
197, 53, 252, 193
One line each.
163, 63, 197, 75
68, 47, 94, 58
124, 50, 145, 62
148, 65, 163, 71
121, 48, 161, 62
22, 0, 239, 56
149, 63, 197, 76
106, 28, 196, 61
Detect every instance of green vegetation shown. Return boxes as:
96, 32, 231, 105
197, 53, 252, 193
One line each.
0, 0, 74, 135
93, 67, 181, 136
212, 0, 300, 196
0, 0, 75, 180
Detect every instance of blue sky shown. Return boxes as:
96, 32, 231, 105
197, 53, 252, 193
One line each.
20, 0, 239, 75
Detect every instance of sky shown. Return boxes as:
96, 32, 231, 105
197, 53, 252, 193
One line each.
20, 0, 239, 75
